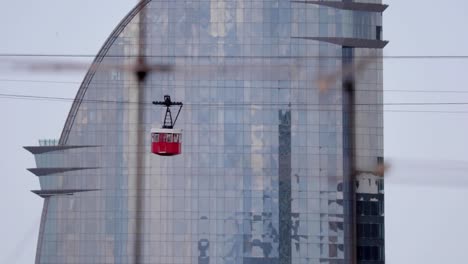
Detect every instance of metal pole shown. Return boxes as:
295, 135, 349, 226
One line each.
134, 1, 147, 263
342, 47, 357, 264
344, 79, 357, 264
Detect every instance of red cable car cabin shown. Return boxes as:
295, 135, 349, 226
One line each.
151, 95, 183, 156
151, 128, 182, 156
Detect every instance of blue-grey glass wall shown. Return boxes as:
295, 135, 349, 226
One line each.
26, 1, 386, 263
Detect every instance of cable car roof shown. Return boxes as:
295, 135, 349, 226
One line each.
150, 127, 182, 133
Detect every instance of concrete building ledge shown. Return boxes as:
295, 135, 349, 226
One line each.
291, 1, 388, 12
27, 167, 99, 176
293, 36, 389, 49
24, 145, 99, 154
31, 189, 100, 198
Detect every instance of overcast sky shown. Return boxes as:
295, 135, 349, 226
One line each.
1, 1, 468, 263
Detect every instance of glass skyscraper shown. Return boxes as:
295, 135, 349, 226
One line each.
26, 1, 387, 263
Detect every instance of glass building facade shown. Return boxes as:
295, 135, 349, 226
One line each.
26, 1, 386, 263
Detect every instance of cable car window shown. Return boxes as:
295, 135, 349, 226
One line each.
173, 134, 179, 143
166, 134, 173, 143
152, 133, 159, 142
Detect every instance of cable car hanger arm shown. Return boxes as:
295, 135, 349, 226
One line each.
152, 95, 183, 129
172, 104, 183, 128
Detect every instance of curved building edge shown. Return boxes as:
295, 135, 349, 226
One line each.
34, 2, 151, 263
58, 0, 152, 145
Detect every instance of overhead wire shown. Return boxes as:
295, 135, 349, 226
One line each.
3, 92, 468, 106
1, 79, 468, 94
2, 53, 468, 59
1, 93, 468, 114
2, 54, 468, 113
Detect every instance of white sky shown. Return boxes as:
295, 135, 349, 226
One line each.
1, 1, 468, 263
